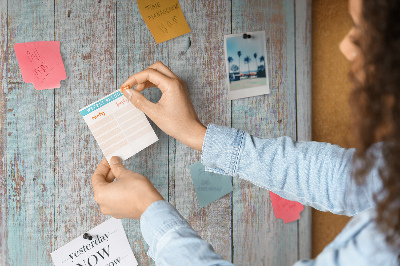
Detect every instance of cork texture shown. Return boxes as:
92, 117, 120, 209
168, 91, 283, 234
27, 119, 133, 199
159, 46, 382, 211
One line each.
312, 0, 353, 257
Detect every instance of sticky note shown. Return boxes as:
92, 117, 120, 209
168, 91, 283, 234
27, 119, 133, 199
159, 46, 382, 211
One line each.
80, 90, 158, 162
51, 218, 138, 266
14, 41, 67, 90
137, 0, 191, 43
269, 191, 304, 223
189, 161, 233, 208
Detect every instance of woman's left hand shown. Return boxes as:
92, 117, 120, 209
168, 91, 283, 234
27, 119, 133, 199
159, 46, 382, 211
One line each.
91, 157, 164, 219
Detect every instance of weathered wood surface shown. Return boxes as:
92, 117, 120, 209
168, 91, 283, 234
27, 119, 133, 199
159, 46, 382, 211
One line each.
0, 0, 8, 263
3, 1, 56, 265
231, 0, 299, 265
53, 1, 116, 265
296, 0, 313, 260
0, 0, 312, 265
116, 1, 169, 264
168, 0, 233, 261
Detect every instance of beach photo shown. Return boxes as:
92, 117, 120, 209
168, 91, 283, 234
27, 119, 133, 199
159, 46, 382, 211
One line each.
224, 31, 270, 100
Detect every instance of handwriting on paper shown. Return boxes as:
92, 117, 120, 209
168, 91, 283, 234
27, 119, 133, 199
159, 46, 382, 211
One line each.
189, 161, 233, 208
137, 0, 191, 43
51, 218, 138, 266
80, 90, 158, 162
269, 191, 304, 223
14, 41, 67, 90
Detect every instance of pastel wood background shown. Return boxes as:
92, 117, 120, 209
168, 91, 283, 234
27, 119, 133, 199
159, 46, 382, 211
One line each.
311, 0, 352, 257
0, 0, 312, 265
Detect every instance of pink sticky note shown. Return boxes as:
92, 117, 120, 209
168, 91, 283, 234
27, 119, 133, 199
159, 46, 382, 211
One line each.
14, 41, 67, 90
269, 191, 304, 223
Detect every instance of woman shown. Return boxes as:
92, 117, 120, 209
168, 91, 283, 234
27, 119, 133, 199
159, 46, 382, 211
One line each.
91, 0, 400, 264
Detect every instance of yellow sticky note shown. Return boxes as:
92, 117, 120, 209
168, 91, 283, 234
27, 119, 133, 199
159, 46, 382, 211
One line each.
137, 0, 191, 44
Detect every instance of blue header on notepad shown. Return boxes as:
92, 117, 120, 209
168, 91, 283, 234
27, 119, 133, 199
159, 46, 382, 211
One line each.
80, 91, 123, 117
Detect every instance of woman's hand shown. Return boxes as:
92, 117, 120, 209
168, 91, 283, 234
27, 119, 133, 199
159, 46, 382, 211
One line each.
120, 61, 206, 151
91, 157, 164, 219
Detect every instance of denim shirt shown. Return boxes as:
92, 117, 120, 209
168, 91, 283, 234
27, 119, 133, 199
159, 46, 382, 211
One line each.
140, 124, 399, 265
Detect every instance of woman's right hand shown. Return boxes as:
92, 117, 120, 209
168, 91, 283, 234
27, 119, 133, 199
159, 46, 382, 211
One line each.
120, 61, 206, 151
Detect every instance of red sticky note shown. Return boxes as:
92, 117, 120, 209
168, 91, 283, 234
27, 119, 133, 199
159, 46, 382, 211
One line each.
269, 191, 304, 223
14, 41, 67, 90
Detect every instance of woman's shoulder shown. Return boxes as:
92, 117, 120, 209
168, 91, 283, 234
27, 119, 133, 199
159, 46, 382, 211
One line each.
321, 209, 399, 265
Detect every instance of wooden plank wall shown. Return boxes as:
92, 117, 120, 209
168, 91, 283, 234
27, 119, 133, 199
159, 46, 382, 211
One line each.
53, 2, 116, 266
231, 0, 298, 265
116, 1, 169, 264
5, 1, 55, 265
0, 0, 7, 263
168, 0, 233, 261
0, 0, 312, 265
296, 0, 312, 260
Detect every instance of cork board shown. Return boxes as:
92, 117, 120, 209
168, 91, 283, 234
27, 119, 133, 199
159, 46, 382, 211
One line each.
312, 0, 353, 257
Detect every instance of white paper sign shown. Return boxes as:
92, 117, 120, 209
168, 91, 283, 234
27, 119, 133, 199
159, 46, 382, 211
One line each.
51, 218, 138, 266
79, 90, 158, 162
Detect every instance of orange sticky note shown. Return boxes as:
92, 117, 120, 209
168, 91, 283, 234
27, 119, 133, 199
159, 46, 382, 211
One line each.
137, 0, 191, 43
269, 191, 304, 223
14, 41, 67, 90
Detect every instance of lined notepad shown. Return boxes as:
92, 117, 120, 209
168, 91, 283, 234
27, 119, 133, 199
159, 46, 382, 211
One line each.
80, 90, 158, 162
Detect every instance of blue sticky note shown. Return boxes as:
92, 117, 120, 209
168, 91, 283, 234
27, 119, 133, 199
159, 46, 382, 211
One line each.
189, 161, 233, 208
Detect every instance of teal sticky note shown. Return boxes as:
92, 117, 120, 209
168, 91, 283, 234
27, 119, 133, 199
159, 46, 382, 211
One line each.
189, 161, 233, 208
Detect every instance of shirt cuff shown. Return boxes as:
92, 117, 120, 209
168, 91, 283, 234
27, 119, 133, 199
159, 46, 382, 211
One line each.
140, 200, 191, 259
201, 124, 245, 176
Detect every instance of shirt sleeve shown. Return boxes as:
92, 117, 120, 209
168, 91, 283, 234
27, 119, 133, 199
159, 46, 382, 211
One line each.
140, 200, 234, 266
201, 124, 383, 216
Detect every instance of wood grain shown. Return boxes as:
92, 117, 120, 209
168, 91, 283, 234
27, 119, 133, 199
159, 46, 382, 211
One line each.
116, 1, 169, 264
231, 0, 299, 265
0, 0, 7, 264
168, 0, 233, 261
53, 0, 116, 256
0, 0, 312, 264
5, 0, 55, 264
296, 0, 312, 260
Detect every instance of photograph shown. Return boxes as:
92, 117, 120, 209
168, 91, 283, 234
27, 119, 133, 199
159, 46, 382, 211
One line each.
224, 30, 270, 100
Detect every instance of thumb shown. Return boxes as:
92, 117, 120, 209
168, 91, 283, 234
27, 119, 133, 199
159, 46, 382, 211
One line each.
122, 88, 154, 115
109, 156, 128, 177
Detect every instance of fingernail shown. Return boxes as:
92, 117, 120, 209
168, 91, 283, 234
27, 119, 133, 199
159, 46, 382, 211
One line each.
123, 88, 134, 100
120, 85, 129, 92
110, 156, 122, 165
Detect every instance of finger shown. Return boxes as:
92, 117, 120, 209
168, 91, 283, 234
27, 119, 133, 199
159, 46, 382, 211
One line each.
109, 156, 129, 178
92, 159, 111, 189
120, 68, 173, 94
135, 81, 157, 92
121, 89, 157, 116
105, 169, 116, 183
147, 61, 178, 79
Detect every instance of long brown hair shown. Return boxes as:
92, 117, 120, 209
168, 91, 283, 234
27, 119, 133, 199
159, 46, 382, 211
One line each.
350, 0, 400, 252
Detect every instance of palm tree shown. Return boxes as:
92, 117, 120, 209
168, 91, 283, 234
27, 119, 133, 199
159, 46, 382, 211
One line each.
228, 56, 234, 73
258, 55, 266, 77
259, 55, 265, 65
253, 53, 258, 72
244, 56, 251, 77
237, 51, 242, 75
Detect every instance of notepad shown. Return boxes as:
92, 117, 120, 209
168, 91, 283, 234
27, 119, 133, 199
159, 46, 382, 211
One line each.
137, 0, 191, 43
189, 161, 233, 208
80, 90, 158, 162
269, 191, 304, 223
51, 218, 138, 266
14, 41, 67, 90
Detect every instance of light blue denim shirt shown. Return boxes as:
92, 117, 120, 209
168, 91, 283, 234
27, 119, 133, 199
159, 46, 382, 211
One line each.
140, 124, 399, 265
